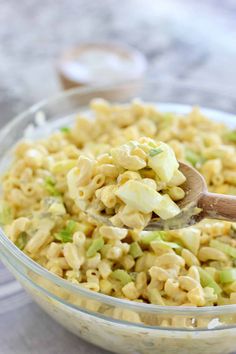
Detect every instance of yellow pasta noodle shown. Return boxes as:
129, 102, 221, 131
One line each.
2, 98, 236, 309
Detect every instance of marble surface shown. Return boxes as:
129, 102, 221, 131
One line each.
0, 0, 236, 353
1, 0, 236, 126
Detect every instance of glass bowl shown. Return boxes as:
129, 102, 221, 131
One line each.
1, 80, 236, 354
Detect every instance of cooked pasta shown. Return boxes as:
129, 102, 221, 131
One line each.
70, 137, 185, 230
1, 98, 236, 307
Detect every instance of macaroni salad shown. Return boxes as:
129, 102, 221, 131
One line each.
68, 137, 185, 230
1, 98, 236, 307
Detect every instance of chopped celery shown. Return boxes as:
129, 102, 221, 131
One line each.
0, 202, 12, 225
149, 147, 163, 157
197, 267, 222, 295
140, 231, 166, 244
55, 220, 77, 243
66, 220, 77, 233
15, 232, 28, 250
86, 237, 104, 257
60, 127, 71, 133
185, 148, 204, 167
224, 131, 236, 143
129, 242, 143, 258
219, 269, 236, 284
44, 177, 61, 197
210, 239, 236, 259
111, 269, 132, 286
45, 176, 55, 185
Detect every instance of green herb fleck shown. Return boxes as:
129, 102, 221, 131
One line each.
45, 177, 61, 197
55, 220, 77, 243
149, 147, 163, 157
60, 127, 71, 133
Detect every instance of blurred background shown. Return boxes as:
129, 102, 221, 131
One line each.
1, 1, 236, 353
1, 0, 236, 123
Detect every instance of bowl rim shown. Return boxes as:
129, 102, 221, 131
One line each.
15, 252, 236, 333
1, 79, 236, 320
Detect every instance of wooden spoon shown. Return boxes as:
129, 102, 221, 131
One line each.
146, 162, 236, 230
86, 162, 236, 230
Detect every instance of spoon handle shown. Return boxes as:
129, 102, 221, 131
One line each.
198, 192, 236, 222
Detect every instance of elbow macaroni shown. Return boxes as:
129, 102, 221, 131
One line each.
1, 98, 236, 311
68, 137, 185, 230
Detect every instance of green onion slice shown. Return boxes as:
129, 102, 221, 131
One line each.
149, 147, 163, 157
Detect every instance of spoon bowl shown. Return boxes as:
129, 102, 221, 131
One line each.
86, 162, 236, 230
145, 162, 206, 230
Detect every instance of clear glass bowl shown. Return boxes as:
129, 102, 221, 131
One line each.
1, 80, 236, 354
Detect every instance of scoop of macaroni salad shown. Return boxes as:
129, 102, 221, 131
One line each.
67, 137, 186, 230
2, 98, 236, 307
